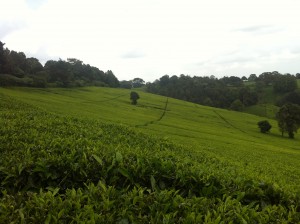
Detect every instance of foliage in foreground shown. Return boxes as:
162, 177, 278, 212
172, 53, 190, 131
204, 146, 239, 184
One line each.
0, 94, 299, 223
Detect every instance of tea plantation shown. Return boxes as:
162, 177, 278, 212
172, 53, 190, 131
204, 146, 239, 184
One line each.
0, 87, 299, 223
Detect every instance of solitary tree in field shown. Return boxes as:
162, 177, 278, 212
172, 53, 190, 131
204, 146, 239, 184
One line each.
276, 103, 300, 138
130, 91, 140, 105
257, 120, 272, 133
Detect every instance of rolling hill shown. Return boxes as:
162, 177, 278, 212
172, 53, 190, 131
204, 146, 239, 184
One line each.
1, 86, 299, 223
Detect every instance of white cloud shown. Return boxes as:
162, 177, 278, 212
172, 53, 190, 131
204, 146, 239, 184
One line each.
0, 0, 29, 38
25, 0, 47, 9
2, 0, 300, 81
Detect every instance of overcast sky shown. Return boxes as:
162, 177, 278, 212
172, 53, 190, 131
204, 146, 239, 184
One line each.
1, 0, 300, 81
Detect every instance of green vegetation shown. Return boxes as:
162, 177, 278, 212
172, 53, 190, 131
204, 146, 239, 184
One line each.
230, 99, 244, 111
276, 103, 300, 138
244, 104, 279, 119
145, 72, 300, 120
146, 75, 258, 109
2, 41, 299, 119
130, 91, 140, 105
257, 120, 272, 133
0, 41, 119, 88
1, 87, 300, 222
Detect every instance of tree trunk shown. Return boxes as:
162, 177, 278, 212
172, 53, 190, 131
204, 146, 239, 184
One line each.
288, 131, 294, 139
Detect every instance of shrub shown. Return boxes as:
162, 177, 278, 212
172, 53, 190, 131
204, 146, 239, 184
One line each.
257, 120, 272, 133
130, 91, 140, 105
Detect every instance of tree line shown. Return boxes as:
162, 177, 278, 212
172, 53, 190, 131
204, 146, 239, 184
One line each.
0, 41, 119, 88
145, 72, 299, 111
146, 74, 258, 110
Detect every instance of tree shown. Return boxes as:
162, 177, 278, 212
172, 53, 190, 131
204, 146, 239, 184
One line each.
258, 72, 277, 86
132, 77, 145, 88
241, 76, 247, 81
159, 75, 170, 87
67, 58, 83, 66
44, 59, 73, 86
257, 120, 272, 133
230, 99, 244, 111
0, 41, 5, 73
104, 70, 119, 87
130, 91, 140, 105
277, 90, 300, 106
276, 103, 300, 138
120, 80, 132, 89
248, 74, 257, 82
25, 57, 43, 74
273, 74, 297, 93
220, 76, 243, 87
8, 51, 26, 77
239, 87, 258, 106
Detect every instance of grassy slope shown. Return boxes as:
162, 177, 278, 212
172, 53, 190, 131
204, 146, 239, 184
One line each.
3, 94, 300, 223
244, 79, 300, 118
244, 83, 279, 119
1, 87, 300, 194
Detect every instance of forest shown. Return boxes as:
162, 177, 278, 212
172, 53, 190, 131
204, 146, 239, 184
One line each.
145, 72, 299, 110
0, 41, 119, 88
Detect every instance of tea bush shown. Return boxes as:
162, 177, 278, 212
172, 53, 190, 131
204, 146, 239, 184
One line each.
0, 94, 299, 223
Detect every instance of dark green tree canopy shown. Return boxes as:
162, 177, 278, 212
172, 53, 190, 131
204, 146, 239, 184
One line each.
239, 87, 258, 107
220, 76, 243, 87
258, 71, 278, 86
248, 74, 257, 82
44, 59, 72, 86
257, 120, 272, 133
241, 76, 247, 81
104, 70, 119, 87
273, 74, 297, 93
230, 99, 244, 111
146, 74, 258, 109
277, 90, 300, 107
0, 42, 119, 88
120, 80, 132, 89
0, 41, 6, 73
130, 91, 140, 105
25, 57, 43, 74
132, 78, 145, 88
276, 103, 300, 138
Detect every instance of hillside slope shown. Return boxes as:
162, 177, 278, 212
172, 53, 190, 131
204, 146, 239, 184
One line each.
1, 87, 300, 190
0, 87, 300, 222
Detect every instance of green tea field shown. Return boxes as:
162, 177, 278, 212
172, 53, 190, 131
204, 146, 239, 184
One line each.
1, 87, 299, 223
